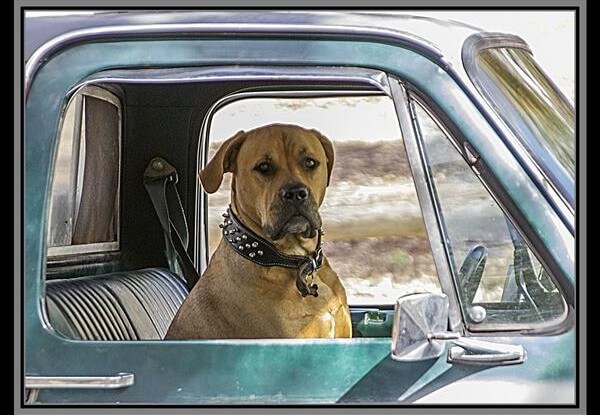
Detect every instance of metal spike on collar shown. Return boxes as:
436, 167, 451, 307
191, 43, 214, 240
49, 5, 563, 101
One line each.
221, 206, 323, 297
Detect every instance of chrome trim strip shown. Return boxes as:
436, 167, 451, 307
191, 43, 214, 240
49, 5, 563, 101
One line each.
24, 22, 442, 95
462, 32, 532, 54
25, 373, 134, 389
388, 77, 463, 333
47, 241, 119, 257
70, 66, 392, 96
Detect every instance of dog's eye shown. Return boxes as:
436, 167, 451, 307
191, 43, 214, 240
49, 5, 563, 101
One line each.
304, 158, 319, 169
255, 162, 272, 174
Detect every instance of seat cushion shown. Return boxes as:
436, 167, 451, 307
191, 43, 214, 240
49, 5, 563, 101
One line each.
45, 268, 189, 340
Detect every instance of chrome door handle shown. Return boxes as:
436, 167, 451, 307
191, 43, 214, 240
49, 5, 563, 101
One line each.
25, 372, 134, 389
448, 345, 526, 365
447, 337, 526, 366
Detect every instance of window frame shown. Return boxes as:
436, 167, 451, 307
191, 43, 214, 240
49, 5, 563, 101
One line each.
398, 82, 572, 335
46, 84, 123, 258
45, 65, 573, 335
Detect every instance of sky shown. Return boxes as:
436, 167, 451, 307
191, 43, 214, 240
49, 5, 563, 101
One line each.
210, 96, 403, 143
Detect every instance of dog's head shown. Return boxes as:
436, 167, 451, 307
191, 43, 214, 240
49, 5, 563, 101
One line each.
200, 123, 334, 241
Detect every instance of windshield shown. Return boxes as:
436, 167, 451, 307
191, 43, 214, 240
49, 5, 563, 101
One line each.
469, 46, 575, 205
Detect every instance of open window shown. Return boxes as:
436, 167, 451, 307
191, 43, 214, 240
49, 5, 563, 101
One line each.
202, 92, 441, 310
200, 89, 442, 337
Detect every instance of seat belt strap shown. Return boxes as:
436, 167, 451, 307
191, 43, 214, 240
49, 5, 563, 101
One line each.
143, 157, 200, 289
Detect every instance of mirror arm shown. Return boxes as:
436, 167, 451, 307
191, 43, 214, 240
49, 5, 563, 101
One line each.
429, 331, 461, 341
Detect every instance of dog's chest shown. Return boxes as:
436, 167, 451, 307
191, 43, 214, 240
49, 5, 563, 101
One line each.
214, 261, 345, 338
282, 277, 342, 338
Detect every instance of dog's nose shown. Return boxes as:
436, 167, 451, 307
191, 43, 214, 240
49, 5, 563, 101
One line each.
280, 183, 309, 204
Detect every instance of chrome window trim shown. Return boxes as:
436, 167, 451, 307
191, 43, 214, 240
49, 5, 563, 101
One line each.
46, 84, 122, 258
388, 78, 463, 333
462, 32, 575, 232
47, 242, 120, 258
69, 66, 392, 94
24, 22, 444, 96
25, 373, 134, 389
195, 85, 388, 271
405, 89, 572, 336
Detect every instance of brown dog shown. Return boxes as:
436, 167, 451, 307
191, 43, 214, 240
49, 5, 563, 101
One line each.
165, 124, 351, 339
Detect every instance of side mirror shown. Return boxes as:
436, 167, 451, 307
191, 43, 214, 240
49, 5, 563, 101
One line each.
391, 292, 526, 365
391, 292, 449, 361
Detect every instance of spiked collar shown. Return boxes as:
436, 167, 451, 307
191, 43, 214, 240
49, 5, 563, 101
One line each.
220, 206, 323, 297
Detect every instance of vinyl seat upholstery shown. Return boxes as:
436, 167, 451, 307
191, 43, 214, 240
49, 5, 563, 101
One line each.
45, 268, 189, 340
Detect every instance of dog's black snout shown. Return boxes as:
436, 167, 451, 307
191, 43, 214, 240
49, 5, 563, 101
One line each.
280, 183, 309, 204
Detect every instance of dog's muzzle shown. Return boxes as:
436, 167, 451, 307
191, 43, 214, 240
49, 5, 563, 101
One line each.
268, 183, 322, 240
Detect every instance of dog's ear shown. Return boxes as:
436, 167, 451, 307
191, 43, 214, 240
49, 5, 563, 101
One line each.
199, 130, 246, 193
311, 129, 335, 186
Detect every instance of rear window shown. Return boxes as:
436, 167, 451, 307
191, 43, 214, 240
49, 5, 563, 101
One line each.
47, 85, 121, 257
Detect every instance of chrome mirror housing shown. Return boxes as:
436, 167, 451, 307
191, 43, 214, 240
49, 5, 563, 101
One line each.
391, 292, 449, 361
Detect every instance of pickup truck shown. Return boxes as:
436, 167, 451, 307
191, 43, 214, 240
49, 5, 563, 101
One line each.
23, 10, 576, 405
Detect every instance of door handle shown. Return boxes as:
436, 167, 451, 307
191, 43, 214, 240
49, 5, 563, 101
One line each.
25, 372, 134, 389
448, 345, 526, 365
447, 337, 526, 366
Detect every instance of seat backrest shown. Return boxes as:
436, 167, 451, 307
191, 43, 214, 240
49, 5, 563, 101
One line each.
45, 268, 189, 340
